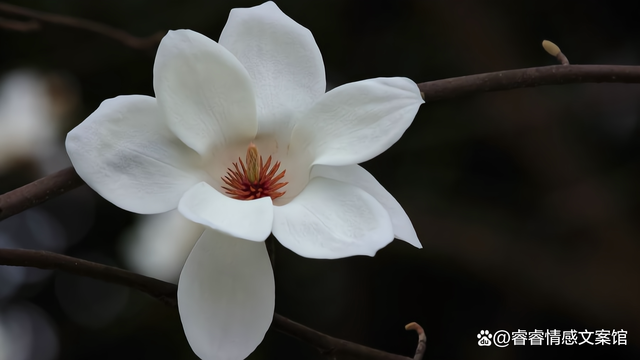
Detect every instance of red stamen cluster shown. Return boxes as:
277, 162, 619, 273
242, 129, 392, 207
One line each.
221, 155, 288, 200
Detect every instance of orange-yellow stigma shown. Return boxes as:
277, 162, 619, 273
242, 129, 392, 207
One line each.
221, 143, 288, 201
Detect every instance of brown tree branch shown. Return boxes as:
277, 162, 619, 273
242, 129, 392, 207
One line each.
0, 248, 413, 360
0, 166, 85, 222
0, 2, 163, 50
418, 64, 640, 102
0, 15, 39, 31
0, 249, 178, 306
274, 315, 412, 360
1, 3, 639, 89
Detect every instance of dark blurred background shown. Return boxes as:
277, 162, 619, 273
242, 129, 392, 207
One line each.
1, 1, 640, 359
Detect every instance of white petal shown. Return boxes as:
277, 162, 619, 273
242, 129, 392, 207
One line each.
311, 165, 421, 248
178, 229, 274, 360
65, 95, 202, 214
154, 30, 257, 156
219, 1, 325, 143
272, 177, 394, 259
178, 182, 273, 242
290, 77, 423, 166
121, 210, 205, 283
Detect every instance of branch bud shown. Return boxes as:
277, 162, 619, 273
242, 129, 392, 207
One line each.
542, 40, 561, 56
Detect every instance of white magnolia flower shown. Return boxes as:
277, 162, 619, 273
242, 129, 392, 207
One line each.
66, 1, 423, 359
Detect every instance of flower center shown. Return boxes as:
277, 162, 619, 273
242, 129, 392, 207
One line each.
221, 143, 288, 201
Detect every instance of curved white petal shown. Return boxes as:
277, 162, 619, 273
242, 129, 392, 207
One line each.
219, 1, 325, 143
178, 229, 274, 360
290, 77, 423, 166
311, 165, 421, 248
65, 95, 202, 214
178, 182, 273, 242
272, 177, 394, 259
154, 30, 257, 155
122, 210, 205, 283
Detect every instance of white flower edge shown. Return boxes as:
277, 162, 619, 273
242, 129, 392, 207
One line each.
178, 182, 274, 242
311, 164, 422, 248
290, 77, 424, 167
154, 29, 258, 156
219, 1, 326, 145
65, 95, 203, 214
272, 177, 395, 259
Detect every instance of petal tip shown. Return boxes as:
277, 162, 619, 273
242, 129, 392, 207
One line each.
397, 234, 423, 249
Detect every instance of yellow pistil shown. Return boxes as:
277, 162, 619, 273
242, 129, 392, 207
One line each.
246, 143, 259, 184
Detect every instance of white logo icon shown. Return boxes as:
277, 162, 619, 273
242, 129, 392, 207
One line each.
477, 330, 492, 346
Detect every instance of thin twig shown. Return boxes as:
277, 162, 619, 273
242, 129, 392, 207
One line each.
0, 2, 163, 50
556, 52, 570, 66
0, 248, 413, 360
405, 323, 426, 360
0, 15, 39, 31
0, 167, 85, 222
